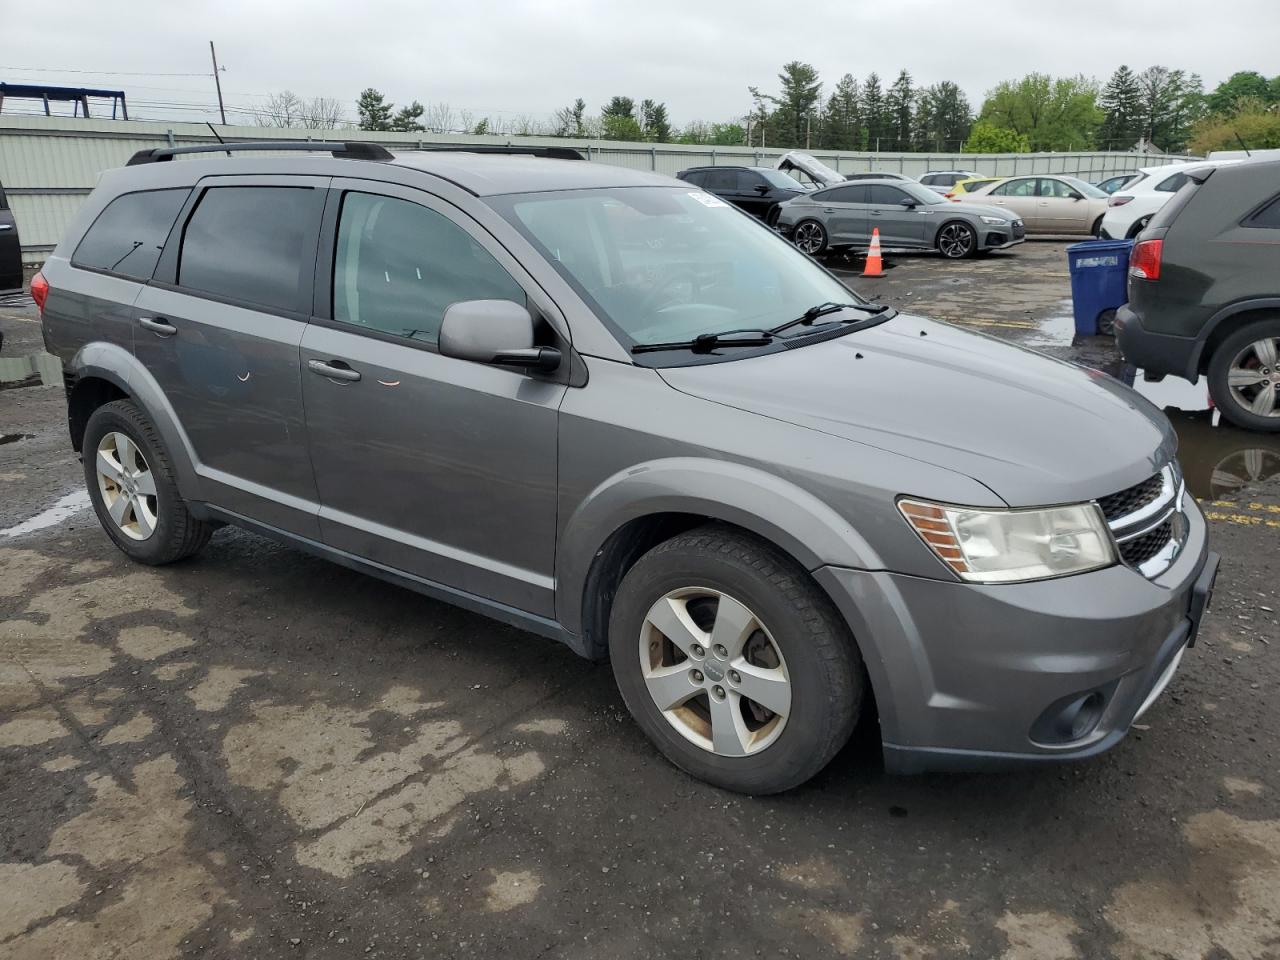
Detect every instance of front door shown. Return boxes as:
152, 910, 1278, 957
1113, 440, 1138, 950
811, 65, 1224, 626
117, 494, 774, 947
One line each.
867, 185, 928, 246
300, 181, 567, 617
135, 175, 328, 538
1036, 178, 1091, 232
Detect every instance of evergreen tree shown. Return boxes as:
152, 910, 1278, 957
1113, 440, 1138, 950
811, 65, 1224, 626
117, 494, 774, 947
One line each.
1098, 65, 1144, 149
913, 81, 972, 151
750, 61, 822, 148
861, 72, 887, 150
885, 70, 915, 150
390, 101, 425, 133
1137, 66, 1202, 151
640, 99, 673, 142
356, 88, 394, 131
601, 97, 642, 141
820, 73, 861, 150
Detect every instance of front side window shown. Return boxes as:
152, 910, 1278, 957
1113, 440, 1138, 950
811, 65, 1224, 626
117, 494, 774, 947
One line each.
333, 192, 524, 344
994, 178, 1037, 198
72, 188, 189, 281
1038, 178, 1080, 199
868, 185, 911, 206
177, 186, 321, 312
493, 187, 863, 352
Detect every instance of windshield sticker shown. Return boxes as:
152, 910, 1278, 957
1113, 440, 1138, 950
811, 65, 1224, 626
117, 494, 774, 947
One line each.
689, 192, 729, 208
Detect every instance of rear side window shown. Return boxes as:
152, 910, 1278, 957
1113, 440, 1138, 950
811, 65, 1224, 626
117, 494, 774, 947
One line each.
177, 186, 322, 313
817, 185, 868, 204
1245, 195, 1280, 229
993, 178, 1036, 197
681, 170, 705, 186
72, 188, 188, 281
920, 174, 940, 185
703, 169, 738, 192
332, 192, 524, 345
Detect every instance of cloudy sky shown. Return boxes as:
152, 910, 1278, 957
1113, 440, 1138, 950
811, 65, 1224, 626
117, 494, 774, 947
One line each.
2, 0, 1276, 129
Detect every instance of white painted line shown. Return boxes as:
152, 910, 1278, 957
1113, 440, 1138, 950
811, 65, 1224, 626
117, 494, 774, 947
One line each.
0, 489, 92, 538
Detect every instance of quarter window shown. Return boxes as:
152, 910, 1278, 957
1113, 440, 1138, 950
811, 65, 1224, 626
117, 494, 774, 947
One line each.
177, 186, 322, 312
332, 192, 524, 344
1245, 195, 1280, 229
1155, 172, 1190, 193
72, 188, 189, 281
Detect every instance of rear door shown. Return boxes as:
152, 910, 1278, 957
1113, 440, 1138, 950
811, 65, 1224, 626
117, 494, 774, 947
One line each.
702, 169, 742, 211
135, 175, 327, 538
734, 170, 772, 219
0, 183, 22, 290
300, 180, 567, 616
867, 185, 928, 246
814, 185, 868, 245
986, 177, 1040, 229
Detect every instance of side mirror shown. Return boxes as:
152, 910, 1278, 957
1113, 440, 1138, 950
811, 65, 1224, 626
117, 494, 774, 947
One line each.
754, 183, 771, 195
439, 299, 561, 372
899, 198, 917, 208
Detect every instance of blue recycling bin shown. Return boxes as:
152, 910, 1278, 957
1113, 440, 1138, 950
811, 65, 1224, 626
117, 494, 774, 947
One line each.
1066, 239, 1134, 336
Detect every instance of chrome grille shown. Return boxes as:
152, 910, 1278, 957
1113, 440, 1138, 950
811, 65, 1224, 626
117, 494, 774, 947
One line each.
1099, 463, 1185, 578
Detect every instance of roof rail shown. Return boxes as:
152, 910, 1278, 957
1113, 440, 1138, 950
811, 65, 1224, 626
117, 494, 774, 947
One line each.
125, 141, 394, 166
410, 145, 586, 161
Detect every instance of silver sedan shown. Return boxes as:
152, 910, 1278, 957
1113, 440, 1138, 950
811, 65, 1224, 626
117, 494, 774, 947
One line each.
774, 179, 1026, 259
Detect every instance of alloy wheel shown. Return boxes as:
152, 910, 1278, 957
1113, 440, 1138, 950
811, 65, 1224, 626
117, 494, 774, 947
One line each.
938, 223, 974, 258
793, 222, 825, 254
638, 587, 791, 757
1227, 338, 1280, 418
95, 431, 159, 540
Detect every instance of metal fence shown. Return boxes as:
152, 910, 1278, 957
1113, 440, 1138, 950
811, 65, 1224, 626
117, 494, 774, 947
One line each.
0, 116, 1198, 264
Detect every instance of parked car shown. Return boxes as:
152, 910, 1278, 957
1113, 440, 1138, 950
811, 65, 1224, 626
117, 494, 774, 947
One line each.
774, 151, 846, 189
775, 178, 1025, 258
1095, 173, 1139, 195
1116, 158, 1280, 432
1100, 160, 1240, 239
676, 166, 808, 224
0, 179, 23, 290
918, 170, 982, 194
963, 175, 1110, 235
35, 142, 1215, 794
843, 171, 914, 182
945, 176, 1001, 200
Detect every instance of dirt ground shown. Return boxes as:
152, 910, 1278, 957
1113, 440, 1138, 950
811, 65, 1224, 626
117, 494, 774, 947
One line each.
1, 241, 1278, 960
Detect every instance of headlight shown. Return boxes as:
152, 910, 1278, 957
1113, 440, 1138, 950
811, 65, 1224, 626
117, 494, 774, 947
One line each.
898, 498, 1115, 583
980, 215, 1009, 225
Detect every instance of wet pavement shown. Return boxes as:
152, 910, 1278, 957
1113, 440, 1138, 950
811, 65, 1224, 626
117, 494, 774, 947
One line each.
1, 241, 1279, 959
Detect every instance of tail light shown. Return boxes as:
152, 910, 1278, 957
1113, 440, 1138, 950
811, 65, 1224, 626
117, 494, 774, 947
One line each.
944, 191, 956, 199
30, 271, 49, 313
1129, 239, 1163, 280
1108, 195, 1133, 207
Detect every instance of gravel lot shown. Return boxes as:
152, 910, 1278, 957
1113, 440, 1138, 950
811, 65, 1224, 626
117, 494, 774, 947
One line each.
1, 240, 1278, 959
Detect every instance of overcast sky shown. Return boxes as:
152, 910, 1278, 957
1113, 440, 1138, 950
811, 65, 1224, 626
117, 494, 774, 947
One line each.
3, 0, 1277, 129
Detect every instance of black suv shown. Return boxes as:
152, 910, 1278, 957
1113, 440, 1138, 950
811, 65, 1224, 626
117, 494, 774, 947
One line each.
1116, 158, 1280, 431
0, 178, 22, 290
675, 166, 807, 224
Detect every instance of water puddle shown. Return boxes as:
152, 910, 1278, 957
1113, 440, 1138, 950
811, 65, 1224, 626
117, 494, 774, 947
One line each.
0, 489, 92, 539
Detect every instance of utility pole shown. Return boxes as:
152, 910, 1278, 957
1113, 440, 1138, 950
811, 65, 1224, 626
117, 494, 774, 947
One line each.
209, 41, 226, 126
806, 115, 811, 149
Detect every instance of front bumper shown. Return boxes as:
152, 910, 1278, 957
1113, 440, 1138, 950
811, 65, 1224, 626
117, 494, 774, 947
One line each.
1114, 304, 1201, 381
815, 494, 1215, 773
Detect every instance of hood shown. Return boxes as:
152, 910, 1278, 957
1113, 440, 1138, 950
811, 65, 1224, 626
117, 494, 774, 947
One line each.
658, 316, 1176, 506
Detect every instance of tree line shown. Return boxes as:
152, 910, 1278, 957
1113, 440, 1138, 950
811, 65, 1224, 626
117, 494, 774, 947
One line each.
261, 65, 1279, 155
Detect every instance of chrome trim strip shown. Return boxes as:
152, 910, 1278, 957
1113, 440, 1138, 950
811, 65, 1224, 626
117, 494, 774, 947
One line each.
1104, 464, 1177, 532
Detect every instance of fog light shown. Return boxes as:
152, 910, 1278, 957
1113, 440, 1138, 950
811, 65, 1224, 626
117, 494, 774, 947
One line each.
1030, 685, 1114, 745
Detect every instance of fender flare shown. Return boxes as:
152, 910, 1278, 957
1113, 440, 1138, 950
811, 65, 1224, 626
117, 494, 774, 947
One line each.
554, 457, 882, 637
1189, 297, 1280, 376
70, 341, 202, 497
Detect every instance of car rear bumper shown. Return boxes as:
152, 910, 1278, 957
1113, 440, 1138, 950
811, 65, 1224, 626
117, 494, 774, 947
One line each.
1114, 304, 1201, 381
814, 495, 1214, 773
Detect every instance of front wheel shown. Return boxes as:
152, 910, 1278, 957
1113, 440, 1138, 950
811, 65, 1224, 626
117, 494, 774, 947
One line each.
1207, 319, 1280, 432
792, 219, 828, 256
608, 525, 864, 794
937, 221, 977, 259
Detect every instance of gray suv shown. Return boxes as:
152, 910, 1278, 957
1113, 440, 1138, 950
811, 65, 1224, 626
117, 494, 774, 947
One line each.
35, 142, 1217, 794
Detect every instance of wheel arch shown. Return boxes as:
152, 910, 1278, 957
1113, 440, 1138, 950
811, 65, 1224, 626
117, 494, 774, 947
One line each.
1192, 300, 1280, 376
67, 341, 201, 497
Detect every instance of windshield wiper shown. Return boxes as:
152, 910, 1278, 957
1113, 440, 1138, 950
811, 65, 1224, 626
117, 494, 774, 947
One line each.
631, 328, 776, 355
769, 301, 889, 336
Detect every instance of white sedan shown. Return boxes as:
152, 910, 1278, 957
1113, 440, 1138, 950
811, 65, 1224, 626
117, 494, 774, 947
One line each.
1099, 160, 1239, 239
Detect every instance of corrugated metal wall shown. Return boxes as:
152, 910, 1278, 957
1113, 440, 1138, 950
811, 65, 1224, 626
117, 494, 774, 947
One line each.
0, 116, 1197, 263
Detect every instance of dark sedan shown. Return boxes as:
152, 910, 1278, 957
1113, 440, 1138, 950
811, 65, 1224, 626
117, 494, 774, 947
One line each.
676, 166, 809, 224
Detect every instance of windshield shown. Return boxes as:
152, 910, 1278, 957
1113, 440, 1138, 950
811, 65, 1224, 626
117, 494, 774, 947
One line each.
1062, 176, 1109, 199
759, 169, 809, 191
491, 187, 862, 350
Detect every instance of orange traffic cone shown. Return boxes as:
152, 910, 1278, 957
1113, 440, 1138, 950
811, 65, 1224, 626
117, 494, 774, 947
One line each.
863, 227, 884, 277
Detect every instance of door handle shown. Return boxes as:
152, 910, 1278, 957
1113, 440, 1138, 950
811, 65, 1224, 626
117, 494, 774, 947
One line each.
139, 316, 177, 337
307, 358, 362, 383
824, 208, 835, 213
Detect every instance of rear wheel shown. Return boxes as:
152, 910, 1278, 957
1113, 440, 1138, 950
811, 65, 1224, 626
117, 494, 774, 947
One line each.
937, 221, 977, 259
608, 525, 863, 794
792, 219, 828, 256
83, 400, 213, 564
1126, 215, 1152, 239
1207, 319, 1280, 432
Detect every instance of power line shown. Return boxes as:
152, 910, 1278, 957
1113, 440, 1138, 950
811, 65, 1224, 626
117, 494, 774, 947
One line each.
0, 65, 213, 77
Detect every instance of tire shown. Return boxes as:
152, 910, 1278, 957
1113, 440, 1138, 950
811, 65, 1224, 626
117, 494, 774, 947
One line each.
608, 524, 864, 794
1207, 318, 1280, 432
1091, 215, 1105, 238
1126, 215, 1151, 240
792, 219, 828, 256
83, 399, 213, 564
1097, 308, 1118, 336
937, 220, 978, 259
764, 204, 781, 229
